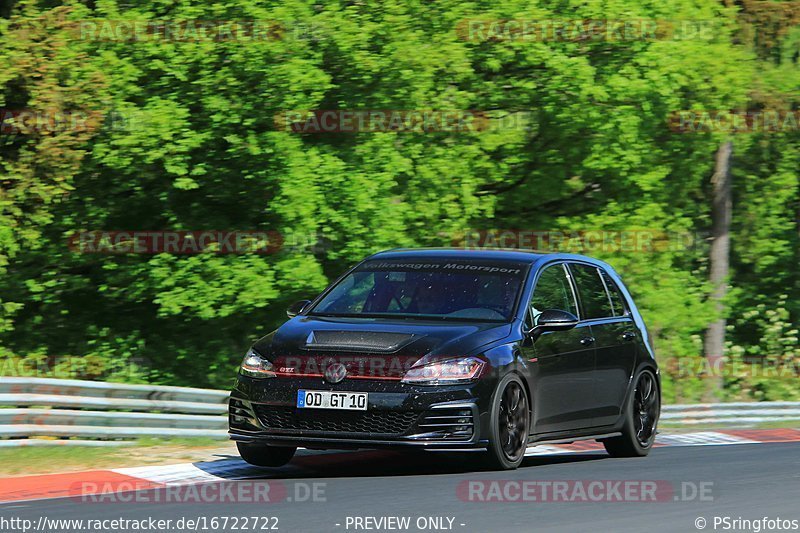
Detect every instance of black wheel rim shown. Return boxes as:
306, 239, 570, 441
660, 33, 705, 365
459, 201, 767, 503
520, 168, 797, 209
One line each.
633, 372, 658, 446
498, 381, 529, 461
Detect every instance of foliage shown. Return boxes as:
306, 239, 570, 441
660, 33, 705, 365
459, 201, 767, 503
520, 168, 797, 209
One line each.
0, 0, 796, 398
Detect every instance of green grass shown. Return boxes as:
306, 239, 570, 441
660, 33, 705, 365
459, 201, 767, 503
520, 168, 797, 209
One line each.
0, 438, 232, 477
659, 420, 800, 431
134, 436, 223, 447
0, 446, 126, 476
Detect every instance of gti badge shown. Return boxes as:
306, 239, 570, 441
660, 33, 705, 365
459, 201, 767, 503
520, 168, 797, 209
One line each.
324, 362, 347, 384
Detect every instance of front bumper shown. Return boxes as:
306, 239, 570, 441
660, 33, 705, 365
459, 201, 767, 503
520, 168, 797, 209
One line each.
229, 375, 493, 450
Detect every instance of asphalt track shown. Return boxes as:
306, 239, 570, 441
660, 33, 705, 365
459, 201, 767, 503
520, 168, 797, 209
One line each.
2, 443, 799, 533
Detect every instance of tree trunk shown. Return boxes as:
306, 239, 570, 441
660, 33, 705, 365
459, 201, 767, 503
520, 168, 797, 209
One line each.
703, 140, 733, 400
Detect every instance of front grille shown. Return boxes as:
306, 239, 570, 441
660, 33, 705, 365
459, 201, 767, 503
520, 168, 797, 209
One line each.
255, 405, 420, 436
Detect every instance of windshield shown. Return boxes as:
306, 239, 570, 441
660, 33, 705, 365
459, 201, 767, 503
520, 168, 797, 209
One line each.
309, 259, 528, 321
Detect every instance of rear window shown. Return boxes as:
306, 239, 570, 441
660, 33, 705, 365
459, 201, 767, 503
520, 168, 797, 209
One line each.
310, 259, 528, 321
600, 270, 628, 316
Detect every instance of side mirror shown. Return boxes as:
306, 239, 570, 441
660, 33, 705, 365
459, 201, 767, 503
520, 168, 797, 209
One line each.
527, 309, 579, 339
286, 300, 311, 318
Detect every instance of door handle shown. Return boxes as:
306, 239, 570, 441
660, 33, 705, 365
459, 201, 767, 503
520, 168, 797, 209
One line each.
580, 337, 595, 346
621, 331, 636, 341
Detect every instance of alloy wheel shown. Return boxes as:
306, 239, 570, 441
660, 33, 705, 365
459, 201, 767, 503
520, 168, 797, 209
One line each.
498, 381, 529, 461
633, 372, 658, 446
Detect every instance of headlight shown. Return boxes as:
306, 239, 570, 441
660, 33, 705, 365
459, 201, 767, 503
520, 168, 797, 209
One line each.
401, 357, 485, 385
239, 348, 276, 378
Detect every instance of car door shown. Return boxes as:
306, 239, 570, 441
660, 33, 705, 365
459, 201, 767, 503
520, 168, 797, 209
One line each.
567, 263, 638, 427
522, 263, 597, 435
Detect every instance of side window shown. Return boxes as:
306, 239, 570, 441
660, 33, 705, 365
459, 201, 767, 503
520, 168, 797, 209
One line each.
529, 264, 578, 325
569, 263, 613, 319
600, 270, 628, 317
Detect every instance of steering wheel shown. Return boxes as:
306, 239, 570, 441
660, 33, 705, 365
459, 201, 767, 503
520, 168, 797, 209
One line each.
390, 294, 408, 312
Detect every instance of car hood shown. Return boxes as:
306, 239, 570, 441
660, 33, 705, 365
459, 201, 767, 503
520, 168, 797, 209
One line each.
252, 315, 512, 378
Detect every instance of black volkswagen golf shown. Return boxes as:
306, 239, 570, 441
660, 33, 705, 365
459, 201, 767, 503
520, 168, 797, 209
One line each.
229, 249, 660, 470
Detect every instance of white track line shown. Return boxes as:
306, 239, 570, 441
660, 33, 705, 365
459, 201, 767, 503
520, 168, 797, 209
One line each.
655, 431, 758, 446
113, 431, 775, 486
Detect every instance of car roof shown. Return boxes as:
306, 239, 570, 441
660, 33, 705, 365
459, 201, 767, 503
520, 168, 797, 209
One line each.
367, 247, 606, 266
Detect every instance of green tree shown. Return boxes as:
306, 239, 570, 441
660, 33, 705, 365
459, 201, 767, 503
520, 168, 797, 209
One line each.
0, 0, 794, 398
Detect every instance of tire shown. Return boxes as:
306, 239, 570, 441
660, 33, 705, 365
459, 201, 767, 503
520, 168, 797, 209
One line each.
236, 442, 297, 467
483, 373, 530, 470
603, 369, 660, 458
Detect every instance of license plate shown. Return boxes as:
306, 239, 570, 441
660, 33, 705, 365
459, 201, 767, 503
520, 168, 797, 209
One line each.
297, 390, 368, 411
